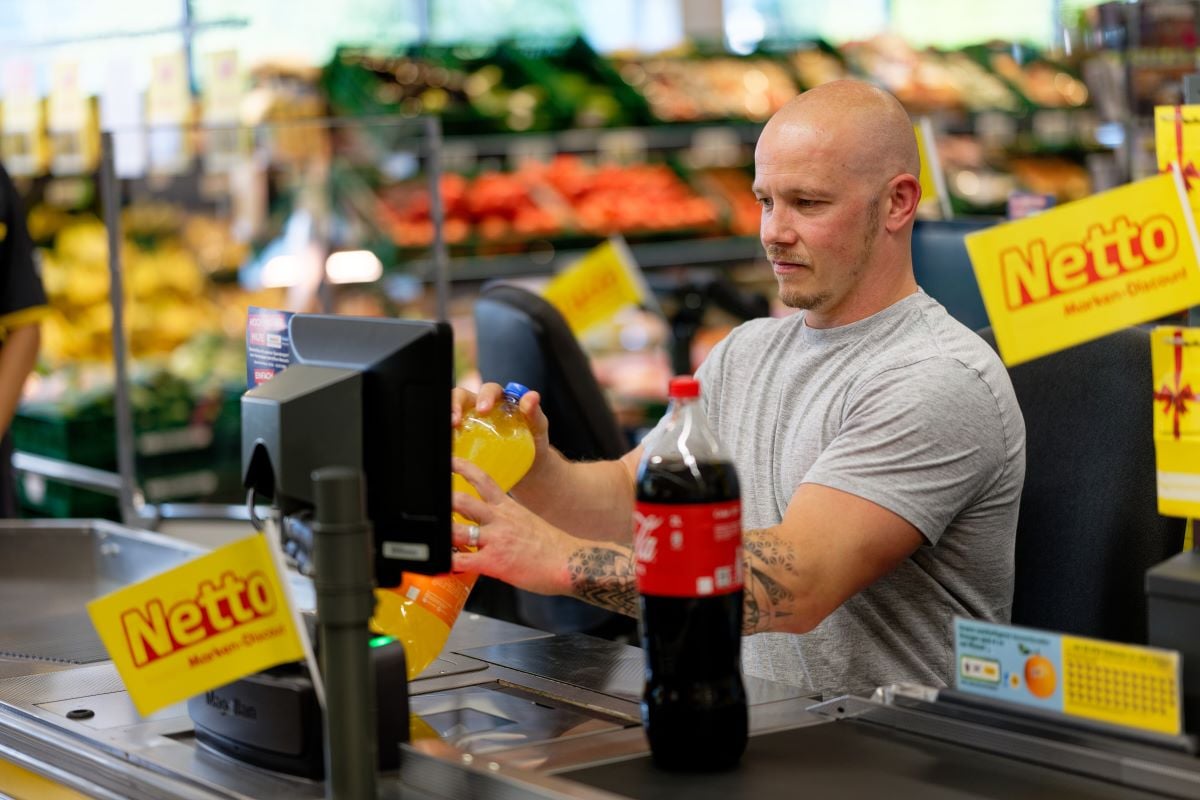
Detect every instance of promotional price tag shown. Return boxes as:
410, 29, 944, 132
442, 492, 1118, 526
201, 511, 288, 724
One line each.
506, 135, 555, 167
245, 306, 294, 389
1, 59, 43, 174
146, 52, 192, 174
202, 50, 241, 123
2, 59, 39, 134
440, 140, 478, 175
48, 60, 86, 133
48, 60, 94, 175
974, 111, 1018, 150
1032, 109, 1072, 147
956, 618, 1182, 737
147, 51, 191, 125
1151, 326, 1200, 519
686, 127, 743, 169
201, 51, 244, 172
598, 130, 647, 165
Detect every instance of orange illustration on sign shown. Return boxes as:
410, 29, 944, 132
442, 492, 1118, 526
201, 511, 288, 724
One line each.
1001, 215, 1179, 309
1024, 654, 1057, 699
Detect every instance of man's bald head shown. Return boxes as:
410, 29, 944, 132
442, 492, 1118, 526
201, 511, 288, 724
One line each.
753, 80, 923, 324
760, 80, 920, 182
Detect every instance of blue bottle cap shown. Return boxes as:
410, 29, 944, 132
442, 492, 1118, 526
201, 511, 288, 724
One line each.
503, 382, 530, 401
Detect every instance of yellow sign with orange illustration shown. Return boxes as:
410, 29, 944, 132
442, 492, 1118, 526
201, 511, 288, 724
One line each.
87, 534, 304, 717
956, 618, 1181, 737
542, 238, 650, 334
966, 170, 1200, 366
1151, 326, 1200, 521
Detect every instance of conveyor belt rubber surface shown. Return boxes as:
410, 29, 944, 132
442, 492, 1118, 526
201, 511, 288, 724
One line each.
562, 718, 1168, 800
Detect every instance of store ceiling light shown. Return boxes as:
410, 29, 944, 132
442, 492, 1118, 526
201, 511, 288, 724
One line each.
326, 250, 383, 284
261, 255, 302, 288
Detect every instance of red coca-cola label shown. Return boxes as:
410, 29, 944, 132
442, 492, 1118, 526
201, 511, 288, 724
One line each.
633, 500, 743, 597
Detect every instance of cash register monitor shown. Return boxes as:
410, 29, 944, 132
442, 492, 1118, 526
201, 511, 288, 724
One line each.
242, 314, 454, 585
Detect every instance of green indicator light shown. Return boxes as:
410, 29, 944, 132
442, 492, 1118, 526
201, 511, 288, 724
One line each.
369, 635, 395, 649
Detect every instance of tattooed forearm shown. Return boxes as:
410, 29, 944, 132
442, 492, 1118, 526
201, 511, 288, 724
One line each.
742, 528, 797, 634
568, 528, 801, 634
567, 546, 639, 618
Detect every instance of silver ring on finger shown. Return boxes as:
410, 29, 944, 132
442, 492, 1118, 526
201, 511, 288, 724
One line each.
467, 524, 481, 549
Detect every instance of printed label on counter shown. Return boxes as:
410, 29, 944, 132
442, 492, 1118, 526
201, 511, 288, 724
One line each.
954, 618, 1182, 736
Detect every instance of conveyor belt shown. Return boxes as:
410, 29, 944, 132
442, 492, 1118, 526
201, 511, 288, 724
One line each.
562, 719, 1168, 800
0, 610, 107, 664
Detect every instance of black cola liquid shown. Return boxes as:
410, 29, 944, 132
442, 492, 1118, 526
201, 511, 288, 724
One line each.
636, 458, 747, 771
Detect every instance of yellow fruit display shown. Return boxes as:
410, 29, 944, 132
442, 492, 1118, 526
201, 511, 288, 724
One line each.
35, 207, 235, 366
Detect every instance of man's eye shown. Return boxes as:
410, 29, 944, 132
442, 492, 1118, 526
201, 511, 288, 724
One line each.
755, 197, 772, 209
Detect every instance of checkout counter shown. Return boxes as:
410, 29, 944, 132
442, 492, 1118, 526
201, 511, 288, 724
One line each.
4, 313, 1199, 799
1, 518, 1199, 800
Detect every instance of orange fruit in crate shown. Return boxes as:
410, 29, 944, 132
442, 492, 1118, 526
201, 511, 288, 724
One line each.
1024, 654, 1057, 699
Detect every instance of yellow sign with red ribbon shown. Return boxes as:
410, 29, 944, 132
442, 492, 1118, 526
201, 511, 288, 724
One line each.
87, 534, 304, 717
1155, 105, 1200, 217
1151, 326, 1200, 521
966, 170, 1200, 366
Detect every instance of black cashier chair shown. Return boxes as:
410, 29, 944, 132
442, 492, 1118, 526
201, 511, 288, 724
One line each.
978, 326, 1186, 644
469, 283, 636, 640
912, 218, 1000, 331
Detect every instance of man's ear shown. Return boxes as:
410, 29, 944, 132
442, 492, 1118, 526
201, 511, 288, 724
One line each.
884, 174, 922, 232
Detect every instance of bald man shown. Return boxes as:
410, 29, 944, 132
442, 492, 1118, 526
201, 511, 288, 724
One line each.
451, 81, 1025, 696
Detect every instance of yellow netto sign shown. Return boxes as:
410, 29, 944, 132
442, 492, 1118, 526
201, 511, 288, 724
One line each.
966, 170, 1200, 366
88, 534, 303, 717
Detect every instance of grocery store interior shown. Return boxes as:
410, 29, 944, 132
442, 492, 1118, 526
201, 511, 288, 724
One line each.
2, 1, 1200, 798
2, 0, 1176, 528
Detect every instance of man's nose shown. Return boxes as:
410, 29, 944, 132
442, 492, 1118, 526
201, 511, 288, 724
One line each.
760, 207, 796, 246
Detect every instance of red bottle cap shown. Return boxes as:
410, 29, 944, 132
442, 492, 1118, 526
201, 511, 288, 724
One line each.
668, 375, 700, 398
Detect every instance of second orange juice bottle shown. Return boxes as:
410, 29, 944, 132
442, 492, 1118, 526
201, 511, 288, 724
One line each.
371, 382, 534, 679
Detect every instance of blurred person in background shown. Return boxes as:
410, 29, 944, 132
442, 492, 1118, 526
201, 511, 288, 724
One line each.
0, 161, 49, 516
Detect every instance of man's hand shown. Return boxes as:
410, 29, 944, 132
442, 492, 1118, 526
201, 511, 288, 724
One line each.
450, 453, 925, 635
451, 382, 641, 543
450, 457, 576, 595
451, 382, 552, 485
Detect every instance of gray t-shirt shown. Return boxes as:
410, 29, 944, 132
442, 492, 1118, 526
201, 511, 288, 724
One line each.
692, 291, 1025, 696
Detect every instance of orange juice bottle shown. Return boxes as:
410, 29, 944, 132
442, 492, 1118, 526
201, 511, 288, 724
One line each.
372, 382, 534, 679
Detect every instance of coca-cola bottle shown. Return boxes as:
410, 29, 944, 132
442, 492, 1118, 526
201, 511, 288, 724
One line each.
633, 375, 747, 771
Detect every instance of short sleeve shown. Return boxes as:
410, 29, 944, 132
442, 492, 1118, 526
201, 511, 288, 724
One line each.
801, 357, 1008, 545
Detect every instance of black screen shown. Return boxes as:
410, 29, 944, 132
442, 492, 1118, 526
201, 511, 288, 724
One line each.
287, 314, 453, 583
